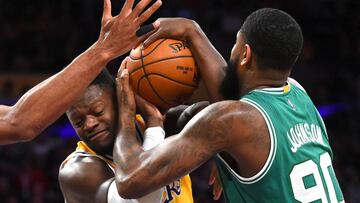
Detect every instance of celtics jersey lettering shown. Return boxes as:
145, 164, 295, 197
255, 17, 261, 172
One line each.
216, 78, 344, 203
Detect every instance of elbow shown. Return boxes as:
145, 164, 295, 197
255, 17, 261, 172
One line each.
115, 175, 144, 199
8, 117, 38, 142
20, 129, 37, 142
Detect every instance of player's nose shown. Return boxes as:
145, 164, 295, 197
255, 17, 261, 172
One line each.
83, 116, 99, 132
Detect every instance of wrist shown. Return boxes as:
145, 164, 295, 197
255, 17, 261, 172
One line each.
143, 127, 165, 151
146, 115, 164, 128
184, 20, 203, 43
119, 113, 136, 129
144, 127, 165, 138
89, 41, 116, 63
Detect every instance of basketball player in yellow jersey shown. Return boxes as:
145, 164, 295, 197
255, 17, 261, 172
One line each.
59, 69, 205, 203
0, 0, 161, 145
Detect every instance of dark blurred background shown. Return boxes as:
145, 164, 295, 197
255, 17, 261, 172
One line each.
0, 0, 359, 202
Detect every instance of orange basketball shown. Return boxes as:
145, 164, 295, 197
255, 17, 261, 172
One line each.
126, 39, 199, 110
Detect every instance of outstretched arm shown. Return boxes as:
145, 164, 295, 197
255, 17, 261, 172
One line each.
0, 0, 162, 144
142, 18, 227, 103
113, 65, 233, 199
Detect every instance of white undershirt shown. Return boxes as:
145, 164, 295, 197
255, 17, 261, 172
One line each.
107, 127, 165, 203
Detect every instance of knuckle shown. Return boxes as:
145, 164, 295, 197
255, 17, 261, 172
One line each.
133, 6, 142, 14
138, 15, 147, 23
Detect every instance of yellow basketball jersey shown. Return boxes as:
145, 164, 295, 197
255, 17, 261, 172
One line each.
160, 175, 193, 203
71, 141, 193, 203
134, 115, 193, 203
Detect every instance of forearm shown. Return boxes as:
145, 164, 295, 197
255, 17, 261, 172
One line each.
113, 113, 214, 198
6, 44, 111, 142
186, 22, 226, 102
113, 116, 145, 197
114, 54, 215, 198
114, 132, 179, 198
114, 130, 214, 199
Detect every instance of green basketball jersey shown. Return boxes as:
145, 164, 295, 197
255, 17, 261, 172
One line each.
215, 78, 344, 203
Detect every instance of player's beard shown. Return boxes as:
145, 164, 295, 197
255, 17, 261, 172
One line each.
219, 59, 241, 100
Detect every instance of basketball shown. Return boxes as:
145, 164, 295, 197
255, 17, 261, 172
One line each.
126, 39, 199, 110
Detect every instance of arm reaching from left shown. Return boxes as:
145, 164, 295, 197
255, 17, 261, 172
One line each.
0, 0, 162, 145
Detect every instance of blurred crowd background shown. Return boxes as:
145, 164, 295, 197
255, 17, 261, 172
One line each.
0, 0, 359, 202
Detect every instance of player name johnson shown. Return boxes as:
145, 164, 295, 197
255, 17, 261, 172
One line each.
286, 123, 324, 153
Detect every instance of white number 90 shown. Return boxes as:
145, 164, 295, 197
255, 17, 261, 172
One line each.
290, 152, 342, 203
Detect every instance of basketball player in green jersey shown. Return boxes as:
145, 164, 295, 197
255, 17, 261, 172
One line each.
115, 8, 345, 202
0, 0, 161, 145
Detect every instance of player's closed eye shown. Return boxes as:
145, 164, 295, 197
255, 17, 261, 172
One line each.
94, 110, 104, 116
74, 120, 84, 128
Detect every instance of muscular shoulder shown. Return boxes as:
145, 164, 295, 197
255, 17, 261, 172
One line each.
182, 100, 261, 151
59, 155, 114, 203
60, 155, 113, 185
211, 101, 271, 177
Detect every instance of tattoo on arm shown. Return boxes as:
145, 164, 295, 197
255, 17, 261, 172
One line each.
114, 101, 236, 198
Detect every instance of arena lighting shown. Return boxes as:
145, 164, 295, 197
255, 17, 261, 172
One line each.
57, 123, 77, 139
317, 103, 350, 118
50, 102, 353, 139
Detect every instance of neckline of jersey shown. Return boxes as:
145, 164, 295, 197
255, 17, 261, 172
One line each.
252, 82, 291, 95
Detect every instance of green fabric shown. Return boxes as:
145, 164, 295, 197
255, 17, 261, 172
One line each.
216, 80, 344, 203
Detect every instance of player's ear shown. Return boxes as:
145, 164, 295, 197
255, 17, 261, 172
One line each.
240, 44, 251, 66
